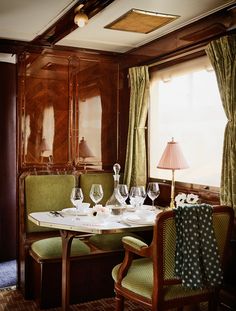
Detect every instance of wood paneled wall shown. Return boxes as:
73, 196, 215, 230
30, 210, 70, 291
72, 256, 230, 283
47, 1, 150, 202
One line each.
17, 50, 120, 172
0, 62, 16, 260
0, 4, 235, 261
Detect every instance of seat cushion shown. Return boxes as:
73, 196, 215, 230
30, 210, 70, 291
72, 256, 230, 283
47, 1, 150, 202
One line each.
112, 258, 212, 301
112, 258, 153, 299
31, 237, 90, 260
89, 233, 142, 251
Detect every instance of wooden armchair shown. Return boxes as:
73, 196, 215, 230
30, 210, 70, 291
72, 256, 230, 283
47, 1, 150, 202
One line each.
112, 205, 234, 311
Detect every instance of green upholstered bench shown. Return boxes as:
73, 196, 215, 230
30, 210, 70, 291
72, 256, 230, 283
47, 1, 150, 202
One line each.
30, 237, 90, 259
25, 174, 76, 232
19, 173, 97, 308
19, 171, 134, 309
88, 232, 143, 251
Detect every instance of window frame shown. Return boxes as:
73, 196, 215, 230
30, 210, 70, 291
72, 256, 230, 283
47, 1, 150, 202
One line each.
147, 50, 223, 199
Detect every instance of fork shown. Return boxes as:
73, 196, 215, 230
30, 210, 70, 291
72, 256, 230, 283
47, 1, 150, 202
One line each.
49, 211, 64, 218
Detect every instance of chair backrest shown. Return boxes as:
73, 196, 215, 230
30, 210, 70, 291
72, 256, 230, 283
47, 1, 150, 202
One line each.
22, 174, 76, 233
79, 172, 115, 206
152, 205, 234, 289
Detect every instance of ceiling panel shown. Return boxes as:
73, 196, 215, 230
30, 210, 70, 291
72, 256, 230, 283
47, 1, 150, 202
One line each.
0, 0, 234, 53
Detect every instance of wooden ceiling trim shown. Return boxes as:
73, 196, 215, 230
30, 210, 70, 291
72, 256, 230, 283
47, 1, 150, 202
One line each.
31, 0, 115, 46
119, 3, 236, 69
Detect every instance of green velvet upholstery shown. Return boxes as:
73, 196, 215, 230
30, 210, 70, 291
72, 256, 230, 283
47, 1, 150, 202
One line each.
25, 174, 76, 233
112, 259, 211, 301
112, 206, 234, 310
88, 232, 142, 251
112, 258, 153, 299
31, 237, 90, 259
79, 173, 115, 206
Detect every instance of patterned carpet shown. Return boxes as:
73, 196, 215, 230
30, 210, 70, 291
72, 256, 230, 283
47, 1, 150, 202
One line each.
0, 288, 150, 311
0, 287, 221, 311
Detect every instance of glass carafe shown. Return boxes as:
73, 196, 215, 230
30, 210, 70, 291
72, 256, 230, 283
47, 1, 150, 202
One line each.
105, 163, 123, 208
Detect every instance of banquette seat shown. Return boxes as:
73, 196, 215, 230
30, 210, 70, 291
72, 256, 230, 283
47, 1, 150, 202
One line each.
18, 171, 143, 309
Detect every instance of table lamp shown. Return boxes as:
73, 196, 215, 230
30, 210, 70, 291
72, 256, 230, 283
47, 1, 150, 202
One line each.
40, 138, 52, 163
157, 138, 189, 208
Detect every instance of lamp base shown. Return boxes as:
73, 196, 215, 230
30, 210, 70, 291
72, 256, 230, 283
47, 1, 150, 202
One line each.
170, 199, 175, 209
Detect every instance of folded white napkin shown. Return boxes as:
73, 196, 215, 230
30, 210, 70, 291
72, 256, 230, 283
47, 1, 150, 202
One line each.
123, 214, 154, 225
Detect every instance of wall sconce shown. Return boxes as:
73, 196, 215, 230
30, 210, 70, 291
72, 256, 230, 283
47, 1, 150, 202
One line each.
157, 138, 189, 209
74, 4, 88, 28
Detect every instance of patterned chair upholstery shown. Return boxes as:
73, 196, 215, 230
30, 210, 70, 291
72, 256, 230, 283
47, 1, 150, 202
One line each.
112, 205, 234, 311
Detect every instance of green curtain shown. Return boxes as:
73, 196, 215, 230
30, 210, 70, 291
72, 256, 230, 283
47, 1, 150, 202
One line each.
206, 35, 236, 213
124, 66, 150, 188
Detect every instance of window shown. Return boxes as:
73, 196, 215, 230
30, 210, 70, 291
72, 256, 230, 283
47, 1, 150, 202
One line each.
149, 56, 227, 187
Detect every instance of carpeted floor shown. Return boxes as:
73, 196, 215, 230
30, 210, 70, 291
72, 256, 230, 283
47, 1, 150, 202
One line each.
0, 260, 17, 288
0, 287, 220, 311
0, 287, 149, 311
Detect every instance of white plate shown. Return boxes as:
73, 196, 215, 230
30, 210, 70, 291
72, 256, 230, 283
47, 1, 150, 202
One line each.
126, 204, 153, 212
122, 214, 154, 225
62, 204, 90, 216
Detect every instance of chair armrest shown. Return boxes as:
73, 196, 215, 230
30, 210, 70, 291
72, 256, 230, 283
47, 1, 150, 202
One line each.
122, 236, 151, 257
116, 236, 151, 284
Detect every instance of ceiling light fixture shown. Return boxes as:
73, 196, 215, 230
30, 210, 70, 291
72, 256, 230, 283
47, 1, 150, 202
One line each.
74, 4, 88, 28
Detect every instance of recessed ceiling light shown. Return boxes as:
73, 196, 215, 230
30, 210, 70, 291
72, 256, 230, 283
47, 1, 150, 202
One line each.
104, 8, 180, 34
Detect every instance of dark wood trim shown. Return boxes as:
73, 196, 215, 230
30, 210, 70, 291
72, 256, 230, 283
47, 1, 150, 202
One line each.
148, 178, 220, 208
0, 62, 17, 260
32, 0, 115, 46
119, 4, 236, 68
0, 38, 121, 57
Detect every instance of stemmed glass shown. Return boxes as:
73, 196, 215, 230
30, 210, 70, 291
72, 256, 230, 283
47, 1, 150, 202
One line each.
138, 186, 147, 208
117, 184, 129, 205
129, 186, 141, 209
70, 187, 84, 220
147, 182, 160, 210
89, 184, 104, 207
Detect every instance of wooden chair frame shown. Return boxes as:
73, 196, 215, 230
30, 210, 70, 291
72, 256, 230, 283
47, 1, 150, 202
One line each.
114, 205, 234, 311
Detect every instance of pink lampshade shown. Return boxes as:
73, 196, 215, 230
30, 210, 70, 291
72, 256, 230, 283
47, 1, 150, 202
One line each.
157, 138, 189, 170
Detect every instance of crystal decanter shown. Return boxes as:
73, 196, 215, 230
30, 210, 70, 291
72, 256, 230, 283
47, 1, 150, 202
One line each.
105, 163, 123, 208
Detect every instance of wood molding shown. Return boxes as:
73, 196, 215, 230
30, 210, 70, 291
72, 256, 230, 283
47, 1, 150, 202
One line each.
119, 3, 236, 68
32, 0, 115, 46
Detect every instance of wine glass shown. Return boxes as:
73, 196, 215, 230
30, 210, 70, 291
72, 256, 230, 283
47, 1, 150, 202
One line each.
129, 186, 141, 209
147, 182, 160, 210
138, 186, 147, 208
117, 184, 129, 205
70, 187, 84, 220
89, 184, 104, 207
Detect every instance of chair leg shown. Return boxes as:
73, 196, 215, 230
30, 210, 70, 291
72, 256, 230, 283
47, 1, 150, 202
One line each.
209, 298, 218, 311
115, 293, 124, 311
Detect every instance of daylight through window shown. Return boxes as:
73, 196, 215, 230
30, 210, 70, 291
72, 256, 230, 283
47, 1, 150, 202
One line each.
149, 56, 227, 187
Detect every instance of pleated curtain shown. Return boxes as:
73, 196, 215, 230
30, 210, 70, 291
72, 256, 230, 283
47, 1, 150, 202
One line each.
206, 35, 236, 213
124, 66, 150, 188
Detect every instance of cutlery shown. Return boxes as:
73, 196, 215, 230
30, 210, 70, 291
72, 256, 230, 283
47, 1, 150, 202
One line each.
49, 211, 64, 218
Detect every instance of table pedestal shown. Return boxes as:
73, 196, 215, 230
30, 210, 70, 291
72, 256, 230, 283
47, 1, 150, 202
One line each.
61, 230, 77, 311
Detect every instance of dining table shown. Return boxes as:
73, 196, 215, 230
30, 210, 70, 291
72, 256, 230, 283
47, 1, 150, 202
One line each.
28, 205, 162, 310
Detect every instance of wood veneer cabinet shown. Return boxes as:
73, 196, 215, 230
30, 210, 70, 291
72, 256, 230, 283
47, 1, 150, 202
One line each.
17, 50, 119, 172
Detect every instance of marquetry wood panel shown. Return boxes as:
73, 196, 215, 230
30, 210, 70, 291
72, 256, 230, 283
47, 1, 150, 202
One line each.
18, 51, 119, 172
